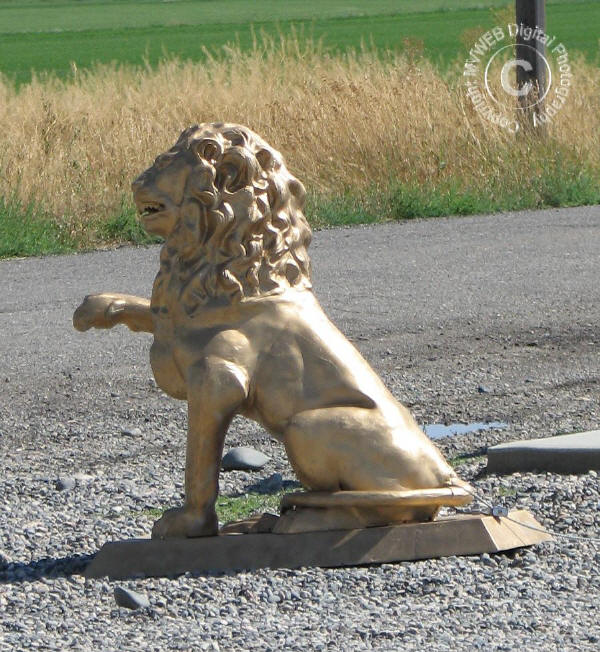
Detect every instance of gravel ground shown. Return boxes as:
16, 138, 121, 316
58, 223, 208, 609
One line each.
1, 206, 599, 650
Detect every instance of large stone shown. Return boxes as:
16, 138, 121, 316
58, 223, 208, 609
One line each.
221, 447, 270, 471
113, 586, 150, 610
86, 510, 551, 580
487, 430, 600, 474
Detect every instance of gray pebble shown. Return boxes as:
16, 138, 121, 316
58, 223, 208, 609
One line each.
121, 426, 143, 437
114, 586, 150, 610
222, 446, 270, 471
55, 476, 75, 491
73, 472, 94, 482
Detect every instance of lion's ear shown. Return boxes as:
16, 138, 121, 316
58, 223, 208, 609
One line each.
192, 138, 223, 163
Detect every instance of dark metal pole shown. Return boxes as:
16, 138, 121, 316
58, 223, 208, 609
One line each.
515, 0, 547, 120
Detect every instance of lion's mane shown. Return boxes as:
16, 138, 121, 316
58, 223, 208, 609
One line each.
152, 123, 312, 316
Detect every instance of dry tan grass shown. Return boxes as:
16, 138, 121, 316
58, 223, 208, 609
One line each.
0, 35, 598, 240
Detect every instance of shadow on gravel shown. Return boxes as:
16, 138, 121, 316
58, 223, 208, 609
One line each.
0, 553, 93, 584
243, 476, 302, 495
449, 448, 490, 480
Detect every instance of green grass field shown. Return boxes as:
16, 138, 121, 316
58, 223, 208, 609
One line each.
0, 0, 598, 84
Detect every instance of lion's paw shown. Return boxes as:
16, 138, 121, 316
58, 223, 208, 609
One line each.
73, 294, 123, 331
151, 506, 218, 539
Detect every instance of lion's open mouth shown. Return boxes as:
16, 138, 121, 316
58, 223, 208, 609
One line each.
139, 202, 165, 219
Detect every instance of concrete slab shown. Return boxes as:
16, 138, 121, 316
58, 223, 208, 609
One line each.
85, 510, 551, 580
487, 430, 600, 474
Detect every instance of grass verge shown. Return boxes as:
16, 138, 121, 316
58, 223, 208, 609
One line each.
216, 492, 288, 523
0, 197, 76, 258
98, 205, 162, 247
449, 454, 487, 469
308, 156, 600, 228
3, 155, 598, 259
138, 490, 291, 525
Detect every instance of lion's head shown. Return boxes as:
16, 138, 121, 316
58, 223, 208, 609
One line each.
132, 123, 312, 315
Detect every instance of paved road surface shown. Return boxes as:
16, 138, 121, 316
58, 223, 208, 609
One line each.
1, 204, 598, 434
2, 205, 599, 360
1, 205, 599, 651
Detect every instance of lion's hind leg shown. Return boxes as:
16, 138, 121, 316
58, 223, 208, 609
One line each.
283, 407, 399, 492
283, 407, 455, 491
281, 406, 471, 527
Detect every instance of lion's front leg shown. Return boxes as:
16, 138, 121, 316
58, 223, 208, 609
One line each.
151, 357, 250, 539
73, 293, 153, 333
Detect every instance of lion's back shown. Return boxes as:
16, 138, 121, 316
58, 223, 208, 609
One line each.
245, 292, 395, 430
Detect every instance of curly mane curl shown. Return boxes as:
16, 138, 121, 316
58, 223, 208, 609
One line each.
153, 123, 312, 316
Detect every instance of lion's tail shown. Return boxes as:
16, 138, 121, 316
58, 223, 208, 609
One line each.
280, 486, 472, 512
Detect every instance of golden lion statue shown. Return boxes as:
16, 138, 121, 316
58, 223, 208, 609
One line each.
74, 123, 471, 538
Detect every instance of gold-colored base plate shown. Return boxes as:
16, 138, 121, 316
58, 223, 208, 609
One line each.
85, 510, 551, 580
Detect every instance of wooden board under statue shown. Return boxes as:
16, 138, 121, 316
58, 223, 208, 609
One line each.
73, 123, 550, 579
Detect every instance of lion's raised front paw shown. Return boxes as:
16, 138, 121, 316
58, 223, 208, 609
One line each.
73, 294, 124, 331
151, 506, 219, 539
